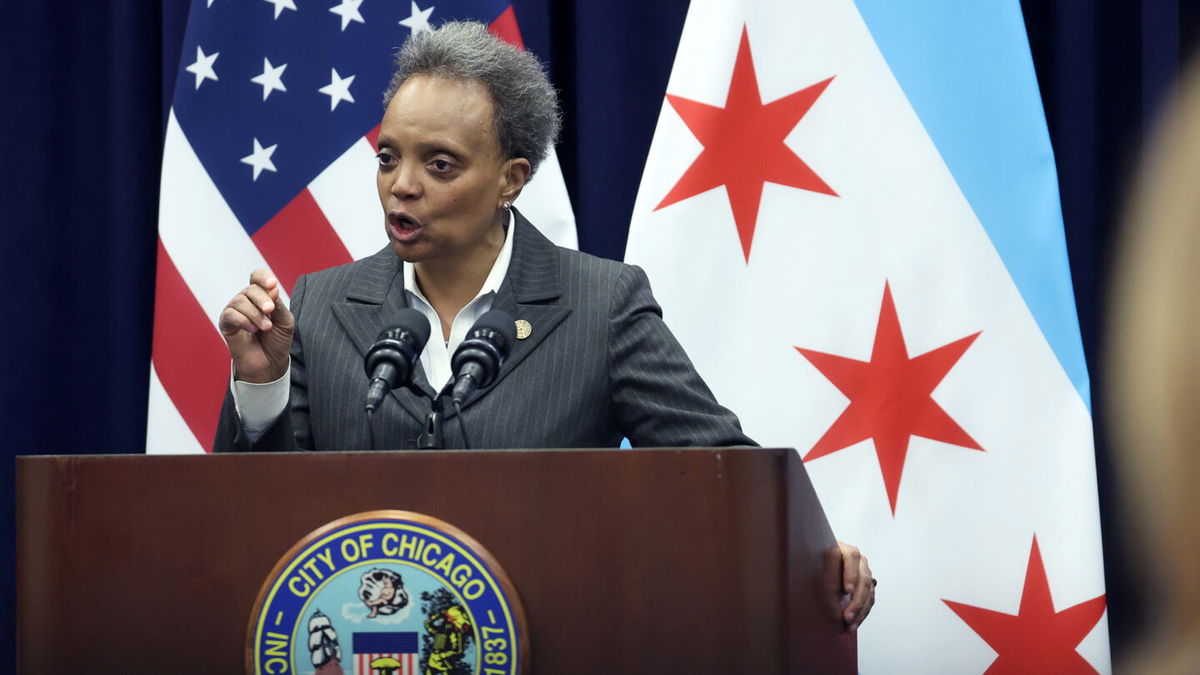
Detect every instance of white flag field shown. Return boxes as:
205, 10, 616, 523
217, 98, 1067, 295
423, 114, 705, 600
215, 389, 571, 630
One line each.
626, 1, 1108, 672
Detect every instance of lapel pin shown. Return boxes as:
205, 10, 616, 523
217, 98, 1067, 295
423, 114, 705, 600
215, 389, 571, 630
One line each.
514, 319, 532, 340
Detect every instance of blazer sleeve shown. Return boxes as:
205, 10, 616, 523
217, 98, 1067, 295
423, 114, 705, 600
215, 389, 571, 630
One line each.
607, 264, 757, 447
212, 275, 313, 452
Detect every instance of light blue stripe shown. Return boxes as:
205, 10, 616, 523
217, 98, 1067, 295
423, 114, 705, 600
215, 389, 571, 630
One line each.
853, 0, 1091, 410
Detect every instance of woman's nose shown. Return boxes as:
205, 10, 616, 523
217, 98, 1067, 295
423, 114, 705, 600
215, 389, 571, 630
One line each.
390, 162, 422, 200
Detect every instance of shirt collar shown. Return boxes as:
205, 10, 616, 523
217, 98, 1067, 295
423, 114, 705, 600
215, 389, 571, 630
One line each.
402, 209, 515, 305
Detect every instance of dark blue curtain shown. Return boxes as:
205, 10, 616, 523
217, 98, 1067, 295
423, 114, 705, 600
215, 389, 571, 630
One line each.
1023, 0, 1200, 646
1, 2, 188, 660
2, 0, 1195, 661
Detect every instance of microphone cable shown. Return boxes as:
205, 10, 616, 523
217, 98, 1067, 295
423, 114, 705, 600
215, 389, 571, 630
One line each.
453, 400, 471, 450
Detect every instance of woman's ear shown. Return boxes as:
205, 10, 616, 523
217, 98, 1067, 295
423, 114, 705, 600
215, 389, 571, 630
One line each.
499, 157, 532, 207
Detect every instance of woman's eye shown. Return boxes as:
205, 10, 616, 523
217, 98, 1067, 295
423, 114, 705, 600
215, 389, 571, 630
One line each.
376, 152, 395, 166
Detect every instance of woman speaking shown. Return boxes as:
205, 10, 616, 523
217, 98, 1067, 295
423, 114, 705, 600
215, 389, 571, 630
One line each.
214, 21, 874, 628
215, 21, 753, 454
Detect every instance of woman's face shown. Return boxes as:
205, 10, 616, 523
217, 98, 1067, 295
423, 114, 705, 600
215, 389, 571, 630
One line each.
376, 74, 523, 264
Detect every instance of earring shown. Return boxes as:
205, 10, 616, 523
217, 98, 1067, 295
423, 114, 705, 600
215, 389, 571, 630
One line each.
502, 201, 512, 210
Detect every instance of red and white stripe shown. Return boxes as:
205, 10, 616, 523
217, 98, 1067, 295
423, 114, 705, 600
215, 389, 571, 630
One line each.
355, 652, 415, 675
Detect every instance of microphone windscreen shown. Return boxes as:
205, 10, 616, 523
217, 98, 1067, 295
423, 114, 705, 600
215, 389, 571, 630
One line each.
471, 309, 516, 354
387, 307, 432, 349
364, 307, 433, 410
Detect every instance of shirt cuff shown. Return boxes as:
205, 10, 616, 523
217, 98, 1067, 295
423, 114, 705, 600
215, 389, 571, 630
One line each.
230, 362, 290, 443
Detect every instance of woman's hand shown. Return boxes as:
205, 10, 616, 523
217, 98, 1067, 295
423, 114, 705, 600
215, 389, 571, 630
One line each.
218, 269, 295, 383
837, 540, 876, 632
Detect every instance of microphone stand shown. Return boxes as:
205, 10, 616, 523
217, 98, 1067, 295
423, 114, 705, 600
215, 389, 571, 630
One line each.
372, 378, 466, 451
416, 393, 446, 449
416, 380, 455, 450
366, 379, 447, 450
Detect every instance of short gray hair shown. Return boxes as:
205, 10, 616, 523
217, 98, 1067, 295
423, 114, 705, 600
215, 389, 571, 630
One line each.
383, 21, 561, 177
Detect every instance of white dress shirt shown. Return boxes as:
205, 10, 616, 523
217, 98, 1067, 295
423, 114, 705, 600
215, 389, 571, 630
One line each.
232, 211, 515, 441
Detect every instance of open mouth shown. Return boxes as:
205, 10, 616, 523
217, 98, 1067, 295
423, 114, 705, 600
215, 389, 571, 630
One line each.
388, 212, 423, 242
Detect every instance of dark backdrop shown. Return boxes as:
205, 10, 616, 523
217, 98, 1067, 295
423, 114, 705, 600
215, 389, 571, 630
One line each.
3, 0, 1196, 663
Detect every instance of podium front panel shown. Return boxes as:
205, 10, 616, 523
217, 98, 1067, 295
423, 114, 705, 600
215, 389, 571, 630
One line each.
17, 448, 854, 673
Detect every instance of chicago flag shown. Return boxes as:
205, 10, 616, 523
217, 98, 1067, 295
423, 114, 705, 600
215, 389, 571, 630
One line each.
625, 1, 1109, 672
148, 0, 575, 453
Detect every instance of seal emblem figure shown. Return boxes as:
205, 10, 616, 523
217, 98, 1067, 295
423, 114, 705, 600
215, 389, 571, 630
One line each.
247, 511, 528, 675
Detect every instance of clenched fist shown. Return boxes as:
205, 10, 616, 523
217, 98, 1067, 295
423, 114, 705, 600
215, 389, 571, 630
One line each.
218, 269, 295, 383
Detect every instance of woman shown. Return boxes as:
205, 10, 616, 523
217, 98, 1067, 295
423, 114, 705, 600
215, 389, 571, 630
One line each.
215, 21, 753, 453
215, 21, 874, 629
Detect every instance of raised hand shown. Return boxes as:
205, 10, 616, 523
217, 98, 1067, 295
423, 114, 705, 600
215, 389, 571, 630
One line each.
218, 269, 295, 383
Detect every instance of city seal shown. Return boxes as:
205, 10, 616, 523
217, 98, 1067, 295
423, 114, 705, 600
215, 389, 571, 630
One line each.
247, 510, 527, 675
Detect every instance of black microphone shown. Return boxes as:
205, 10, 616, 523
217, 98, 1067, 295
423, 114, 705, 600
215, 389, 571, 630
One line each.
450, 310, 516, 405
364, 308, 431, 413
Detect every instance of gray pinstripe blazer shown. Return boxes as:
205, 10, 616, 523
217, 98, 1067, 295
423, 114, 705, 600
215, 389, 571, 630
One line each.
213, 210, 755, 451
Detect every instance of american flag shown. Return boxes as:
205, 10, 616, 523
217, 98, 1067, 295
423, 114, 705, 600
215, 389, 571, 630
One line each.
148, 0, 576, 453
352, 631, 419, 675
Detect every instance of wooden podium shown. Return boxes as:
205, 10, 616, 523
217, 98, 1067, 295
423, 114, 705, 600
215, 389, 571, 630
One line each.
17, 448, 856, 673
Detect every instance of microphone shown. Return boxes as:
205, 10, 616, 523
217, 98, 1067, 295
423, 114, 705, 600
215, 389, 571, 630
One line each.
364, 308, 431, 413
450, 310, 516, 405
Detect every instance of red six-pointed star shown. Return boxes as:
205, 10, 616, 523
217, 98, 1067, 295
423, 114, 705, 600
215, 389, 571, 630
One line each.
795, 282, 982, 514
655, 25, 837, 262
944, 536, 1107, 673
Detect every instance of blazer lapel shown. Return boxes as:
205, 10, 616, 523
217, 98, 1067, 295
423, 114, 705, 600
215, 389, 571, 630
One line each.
456, 209, 572, 412
333, 212, 572, 420
330, 249, 434, 423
